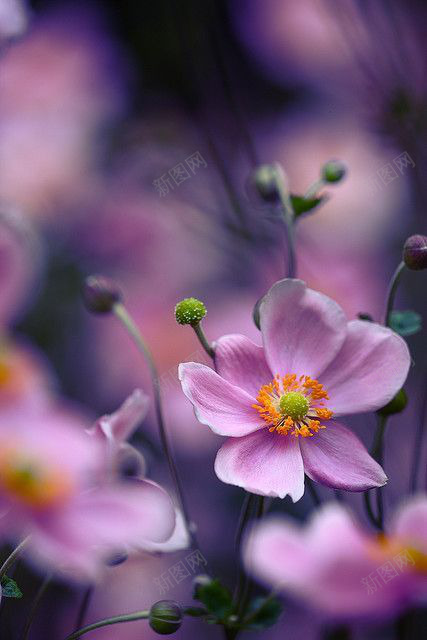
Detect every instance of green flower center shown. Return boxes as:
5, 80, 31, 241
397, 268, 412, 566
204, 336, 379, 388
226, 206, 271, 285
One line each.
279, 392, 309, 420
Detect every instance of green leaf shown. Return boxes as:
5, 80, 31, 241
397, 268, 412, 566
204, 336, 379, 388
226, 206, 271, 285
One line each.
183, 606, 207, 617
243, 596, 283, 630
1, 575, 23, 598
193, 578, 233, 621
291, 194, 324, 217
389, 310, 422, 337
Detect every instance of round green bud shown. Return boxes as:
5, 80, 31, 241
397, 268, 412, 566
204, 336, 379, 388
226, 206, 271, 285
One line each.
322, 160, 346, 183
251, 164, 280, 203
175, 298, 207, 326
82, 275, 122, 314
403, 234, 427, 271
377, 388, 407, 416
149, 601, 182, 635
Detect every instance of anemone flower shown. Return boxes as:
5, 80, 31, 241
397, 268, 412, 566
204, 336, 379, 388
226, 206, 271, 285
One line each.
179, 279, 410, 500
244, 496, 427, 620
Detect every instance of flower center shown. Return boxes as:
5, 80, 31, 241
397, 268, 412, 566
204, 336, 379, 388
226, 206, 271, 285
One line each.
372, 533, 427, 575
252, 373, 333, 437
0, 449, 72, 509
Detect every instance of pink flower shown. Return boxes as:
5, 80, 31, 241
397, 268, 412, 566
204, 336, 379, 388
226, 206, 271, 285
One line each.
87, 388, 149, 479
244, 496, 427, 620
179, 279, 410, 500
0, 407, 175, 580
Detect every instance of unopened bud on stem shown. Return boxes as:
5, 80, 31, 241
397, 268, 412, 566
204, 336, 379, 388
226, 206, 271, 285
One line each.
403, 234, 427, 271
149, 600, 182, 635
82, 275, 122, 314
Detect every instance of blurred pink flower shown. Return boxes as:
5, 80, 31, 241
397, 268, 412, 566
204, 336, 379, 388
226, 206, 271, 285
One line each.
245, 496, 427, 620
0, 0, 28, 44
0, 407, 175, 581
179, 279, 409, 500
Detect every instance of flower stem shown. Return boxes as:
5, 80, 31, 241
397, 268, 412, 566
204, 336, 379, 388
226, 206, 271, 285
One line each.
112, 302, 197, 550
74, 586, 94, 632
20, 573, 52, 640
364, 414, 389, 530
193, 322, 215, 360
0, 536, 30, 579
410, 372, 427, 493
274, 163, 297, 278
306, 477, 322, 506
384, 261, 406, 326
63, 610, 150, 640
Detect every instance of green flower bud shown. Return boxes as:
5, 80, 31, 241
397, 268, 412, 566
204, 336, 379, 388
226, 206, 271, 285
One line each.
377, 389, 407, 416
322, 160, 346, 183
250, 164, 281, 203
175, 298, 207, 326
82, 275, 122, 314
149, 601, 182, 635
403, 234, 427, 271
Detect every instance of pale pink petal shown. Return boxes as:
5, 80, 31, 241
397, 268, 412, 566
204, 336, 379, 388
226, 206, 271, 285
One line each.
319, 320, 410, 416
214, 334, 272, 396
390, 495, 427, 555
179, 362, 263, 437
259, 279, 347, 378
300, 420, 387, 491
90, 389, 149, 444
214, 428, 305, 500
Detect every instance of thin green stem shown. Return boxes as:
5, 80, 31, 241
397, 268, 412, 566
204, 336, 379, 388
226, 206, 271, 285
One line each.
273, 163, 297, 278
193, 323, 215, 360
384, 261, 406, 326
113, 303, 197, 551
64, 610, 150, 640
0, 536, 30, 580
304, 178, 325, 200
363, 414, 389, 530
74, 586, 94, 632
20, 573, 52, 640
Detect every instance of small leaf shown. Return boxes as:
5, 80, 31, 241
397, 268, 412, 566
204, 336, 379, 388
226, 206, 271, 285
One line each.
1, 575, 23, 598
389, 310, 422, 337
243, 596, 283, 630
291, 194, 325, 217
194, 578, 233, 621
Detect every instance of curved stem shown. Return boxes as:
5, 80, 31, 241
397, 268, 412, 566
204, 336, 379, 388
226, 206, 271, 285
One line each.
384, 261, 406, 326
304, 178, 325, 200
193, 323, 215, 360
0, 536, 30, 579
64, 610, 150, 640
20, 573, 52, 640
273, 163, 297, 279
74, 586, 94, 632
113, 303, 197, 551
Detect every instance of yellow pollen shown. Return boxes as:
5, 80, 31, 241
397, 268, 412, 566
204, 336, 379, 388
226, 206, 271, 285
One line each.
0, 449, 72, 509
372, 534, 427, 575
252, 373, 333, 438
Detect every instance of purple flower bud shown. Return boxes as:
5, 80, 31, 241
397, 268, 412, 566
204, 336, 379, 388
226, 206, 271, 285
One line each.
403, 234, 427, 270
82, 275, 122, 314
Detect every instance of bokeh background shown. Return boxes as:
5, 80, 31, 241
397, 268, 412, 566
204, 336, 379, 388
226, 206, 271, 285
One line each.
1, 0, 427, 638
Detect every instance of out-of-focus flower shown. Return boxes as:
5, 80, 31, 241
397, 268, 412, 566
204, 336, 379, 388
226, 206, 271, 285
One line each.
0, 0, 29, 44
0, 336, 55, 410
245, 496, 427, 620
0, 6, 127, 220
0, 407, 175, 581
0, 208, 43, 325
179, 279, 409, 500
87, 388, 149, 480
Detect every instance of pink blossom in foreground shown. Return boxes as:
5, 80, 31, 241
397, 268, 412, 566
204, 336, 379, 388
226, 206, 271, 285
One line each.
179, 279, 410, 500
0, 408, 175, 580
245, 496, 427, 620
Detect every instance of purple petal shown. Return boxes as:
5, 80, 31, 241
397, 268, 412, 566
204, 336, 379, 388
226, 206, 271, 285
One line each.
390, 495, 427, 555
300, 420, 387, 491
259, 279, 347, 378
214, 334, 272, 396
319, 320, 410, 416
91, 389, 149, 444
179, 362, 263, 436
214, 428, 305, 501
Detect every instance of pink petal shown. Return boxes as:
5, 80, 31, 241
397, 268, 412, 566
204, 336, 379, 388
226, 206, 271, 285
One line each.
300, 420, 387, 491
91, 389, 149, 444
319, 320, 410, 416
214, 334, 272, 396
259, 279, 347, 378
214, 428, 305, 500
179, 362, 263, 437
390, 495, 427, 555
